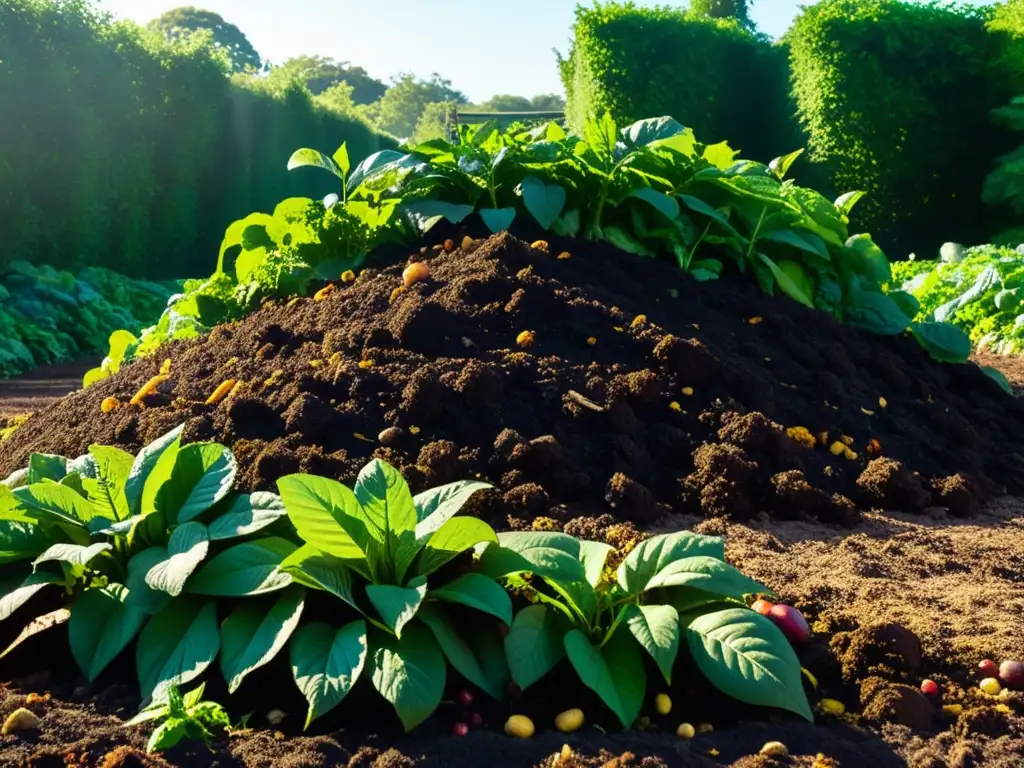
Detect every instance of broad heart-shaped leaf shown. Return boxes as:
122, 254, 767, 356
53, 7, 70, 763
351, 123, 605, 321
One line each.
124, 547, 173, 614
366, 577, 426, 639
346, 149, 412, 193
155, 443, 237, 526
417, 517, 496, 577
86, 446, 132, 522
353, 460, 417, 582
520, 176, 566, 230
187, 537, 295, 596
287, 147, 343, 179
477, 531, 585, 585
217, 213, 274, 273
235, 247, 268, 284
291, 620, 367, 728
413, 480, 492, 541
0, 520, 57, 564
427, 572, 512, 625
418, 604, 509, 701
479, 207, 516, 233
686, 608, 813, 722
629, 188, 679, 221
280, 545, 359, 610
29, 454, 67, 484
276, 475, 373, 579
617, 531, 725, 596
125, 425, 184, 516
136, 598, 220, 702
564, 628, 646, 727
623, 604, 679, 684
622, 116, 687, 148
14, 483, 95, 527
911, 321, 972, 364
33, 542, 111, 570
403, 200, 474, 225
578, 541, 614, 588
221, 585, 305, 693
69, 584, 147, 681
369, 623, 446, 732
0, 571, 61, 622
504, 604, 566, 690
646, 556, 768, 599
145, 522, 210, 597
206, 492, 286, 541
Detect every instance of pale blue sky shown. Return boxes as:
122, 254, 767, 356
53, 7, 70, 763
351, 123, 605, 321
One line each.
94, 0, 992, 102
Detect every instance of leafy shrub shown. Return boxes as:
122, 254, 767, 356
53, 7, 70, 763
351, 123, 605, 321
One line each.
787, 0, 1024, 257
559, 2, 799, 165
0, 429, 809, 734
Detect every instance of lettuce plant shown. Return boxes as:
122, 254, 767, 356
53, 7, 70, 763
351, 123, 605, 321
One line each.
276, 461, 504, 730
478, 530, 813, 726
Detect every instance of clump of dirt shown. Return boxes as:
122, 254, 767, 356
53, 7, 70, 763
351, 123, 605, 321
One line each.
3, 233, 1022, 528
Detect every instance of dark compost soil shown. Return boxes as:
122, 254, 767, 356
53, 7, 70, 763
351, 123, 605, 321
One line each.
2, 232, 1024, 766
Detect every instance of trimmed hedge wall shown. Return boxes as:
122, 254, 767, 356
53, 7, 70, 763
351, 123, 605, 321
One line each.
787, 0, 1024, 258
560, 2, 803, 171
0, 0, 391, 280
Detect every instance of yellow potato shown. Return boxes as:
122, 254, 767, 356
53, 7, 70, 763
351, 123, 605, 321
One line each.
504, 714, 535, 738
654, 693, 672, 716
554, 708, 584, 733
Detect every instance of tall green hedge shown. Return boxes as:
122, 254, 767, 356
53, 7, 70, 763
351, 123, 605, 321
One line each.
560, 2, 801, 167
0, 0, 391, 280
787, 0, 1024, 258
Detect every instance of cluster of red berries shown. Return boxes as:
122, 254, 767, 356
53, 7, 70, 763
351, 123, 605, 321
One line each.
451, 689, 484, 737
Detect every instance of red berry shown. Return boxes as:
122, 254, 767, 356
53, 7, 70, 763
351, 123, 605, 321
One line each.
452, 722, 469, 737
920, 679, 939, 697
999, 660, 1024, 689
471, 713, 483, 727
979, 659, 999, 678
457, 689, 474, 707
767, 604, 810, 644
751, 599, 774, 616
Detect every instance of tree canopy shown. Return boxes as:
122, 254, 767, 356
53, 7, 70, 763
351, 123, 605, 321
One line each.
688, 0, 755, 29
270, 56, 387, 104
149, 6, 262, 72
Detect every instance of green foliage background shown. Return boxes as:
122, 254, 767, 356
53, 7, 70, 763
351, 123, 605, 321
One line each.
0, 0, 392, 280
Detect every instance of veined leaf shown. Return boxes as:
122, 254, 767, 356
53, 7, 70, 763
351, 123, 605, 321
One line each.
206, 492, 286, 541
86, 446, 133, 522
504, 604, 566, 689
369, 623, 445, 732
29, 454, 67, 484
291, 620, 367, 728
629, 188, 679, 221
520, 177, 566, 230
69, 584, 147, 681
287, 148, 343, 179
769, 149, 804, 180
0, 520, 57, 564
14, 483, 95, 527
156, 444, 237, 526
617, 531, 725, 596
413, 480, 492, 541
419, 604, 508, 701
33, 542, 111, 570
187, 537, 295, 596
646, 556, 768, 598
144, 522, 210, 597
221, 586, 305, 694
911, 321, 972, 364
126, 425, 184, 516
124, 547, 173, 615
136, 598, 220, 702
366, 577, 426, 638
477, 531, 586, 585
353, 460, 417, 582
0, 571, 61, 622
577, 541, 614, 588
564, 628, 645, 727
758, 254, 815, 309
428, 572, 512, 625
622, 116, 688, 148
623, 604, 679, 684
417, 517, 496, 576
280, 544, 359, 611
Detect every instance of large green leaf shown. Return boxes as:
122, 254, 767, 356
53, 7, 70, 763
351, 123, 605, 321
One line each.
187, 537, 295, 596
758, 254, 815, 309
86, 446, 133, 522
0, 520, 57, 564
846, 234, 892, 286
366, 577, 426, 638
413, 480, 492, 540
686, 608, 812, 721
29, 454, 67, 484
623, 604, 679, 684
69, 584, 147, 681
418, 604, 508, 701
156, 444, 237, 525
276, 475, 373, 578
428, 573, 512, 625
353, 460, 417, 582
0, 571, 61, 622
290, 620, 367, 728
14, 483, 95, 527
144, 522, 210, 596
33, 542, 111, 569
417, 517, 496, 577
844, 287, 912, 336
369, 623, 445, 732
645, 556, 768, 599
577, 541, 614, 588
617, 531, 725, 596
136, 598, 220, 701
287, 148, 343, 179
126, 425, 184, 516
564, 628, 645, 727
139, 434, 182, 520
221, 586, 305, 693
911, 321, 972, 364
477, 532, 585, 584
479, 207, 516, 233
124, 547, 173, 614
206, 492, 286, 541
630, 188, 679, 221
280, 544, 359, 610
622, 116, 687, 148
520, 176, 566, 229
504, 604, 566, 690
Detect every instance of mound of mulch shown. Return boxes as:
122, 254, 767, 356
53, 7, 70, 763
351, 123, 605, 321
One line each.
2, 232, 1024, 529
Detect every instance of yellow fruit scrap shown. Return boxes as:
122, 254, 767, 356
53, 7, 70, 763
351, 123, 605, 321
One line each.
390, 286, 407, 305
669, 401, 682, 412
129, 374, 169, 406
100, 396, 120, 413
682, 387, 695, 397
829, 441, 847, 456
313, 284, 336, 301
2, 708, 41, 734
787, 426, 816, 449
586, 337, 597, 345
819, 698, 845, 716
159, 358, 171, 375
516, 330, 536, 348
980, 678, 1002, 695
205, 379, 238, 406
942, 703, 964, 716
556, 251, 572, 260
760, 742, 790, 757
309, 360, 322, 368
530, 240, 549, 252
676, 722, 696, 739
996, 703, 1013, 714
358, 360, 374, 370
505, 715, 535, 738
879, 396, 888, 408
748, 316, 763, 325
402, 262, 431, 287
409, 426, 421, 435
554, 708, 584, 733
613, 326, 625, 333
655, 694, 672, 716
631, 314, 647, 328
24, 693, 48, 705
341, 269, 356, 283
801, 667, 819, 689
286, 297, 302, 308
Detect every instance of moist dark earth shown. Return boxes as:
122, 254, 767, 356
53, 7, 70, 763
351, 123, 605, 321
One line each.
2, 232, 1024, 766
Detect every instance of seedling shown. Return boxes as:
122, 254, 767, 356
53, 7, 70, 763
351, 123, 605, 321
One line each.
127, 683, 230, 753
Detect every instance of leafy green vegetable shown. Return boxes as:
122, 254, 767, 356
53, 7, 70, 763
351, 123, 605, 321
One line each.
126, 682, 230, 753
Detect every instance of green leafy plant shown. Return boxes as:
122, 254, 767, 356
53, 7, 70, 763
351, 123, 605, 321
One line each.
478, 530, 812, 726
276, 461, 503, 730
126, 682, 230, 753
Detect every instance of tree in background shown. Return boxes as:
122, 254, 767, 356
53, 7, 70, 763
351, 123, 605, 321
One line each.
149, 6, 262, 72
362, 73, 468, 139
268, 55, 387, 104
531, 93, 567, 111
688, 0, 755, 30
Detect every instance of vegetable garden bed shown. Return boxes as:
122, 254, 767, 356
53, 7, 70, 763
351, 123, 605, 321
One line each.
0, 230, 1023, 766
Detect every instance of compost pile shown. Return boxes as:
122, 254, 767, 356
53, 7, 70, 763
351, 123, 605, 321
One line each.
2, 232, 1023, 531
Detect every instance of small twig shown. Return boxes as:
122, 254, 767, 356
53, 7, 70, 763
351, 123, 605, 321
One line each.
566, 390, 607, 413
